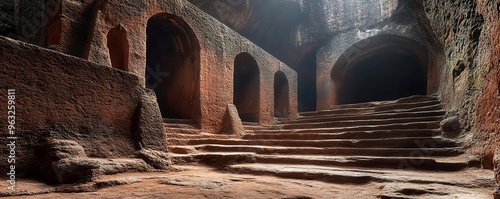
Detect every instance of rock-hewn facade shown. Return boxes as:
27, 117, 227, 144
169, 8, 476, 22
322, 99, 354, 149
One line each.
0, 0, 498, 197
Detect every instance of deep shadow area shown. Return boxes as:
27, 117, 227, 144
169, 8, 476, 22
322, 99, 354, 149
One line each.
233, 53, 260, 122
338, 46, 427, 104
146, 13, 200, 119
107, 27, 129, 71
274, 71, 289, 118
296, 44, 319, 112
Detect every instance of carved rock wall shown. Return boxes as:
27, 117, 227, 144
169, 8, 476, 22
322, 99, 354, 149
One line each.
87, 0, 298, 132
423, 0, 500, 167
0, 36, 165, 174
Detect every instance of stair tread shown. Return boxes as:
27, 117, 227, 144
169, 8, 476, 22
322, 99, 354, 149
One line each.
168, 144, 464, 156
300, 104, 443, 118
225, 163, 490, 186
170, 144, 463, 151
280, 116, 443, 129
172, 152, 469, 163
328, 95, 439, 109
249, 121, 441, 132
169, 136, 454, 142
294, 110, 445, 123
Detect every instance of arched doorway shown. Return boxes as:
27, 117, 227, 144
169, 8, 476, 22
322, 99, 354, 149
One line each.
233, 53, 260, 122
332, 35, 428, 104
145, 13, 200, 120
274, 71, 289, 118
107, 27, 129, 71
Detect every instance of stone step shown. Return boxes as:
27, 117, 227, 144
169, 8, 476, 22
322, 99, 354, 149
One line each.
281, 116, 443, 129
243, 125, 280, 131
242, 129, 442, 140
163, 127, 201, 135
250, 121, 441, 134
328, 95, 439, 110
300, 103, 442, 117
163, 123, 199, 130
293, 110, 445, 124
170, 144, 464, 157
224, 163, 484, 186
242, 122, 259, 126
172, 153, 469, 171
163, 118, 199, 130
168, 137, 459, 148
167, 133, 238, 139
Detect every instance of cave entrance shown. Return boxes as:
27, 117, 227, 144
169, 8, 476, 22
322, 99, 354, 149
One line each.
233, 53, 260, 122
107, 27, 129, 71
333, 36, 428, 104
274, 71, 289, 118
145, 13, 200, 120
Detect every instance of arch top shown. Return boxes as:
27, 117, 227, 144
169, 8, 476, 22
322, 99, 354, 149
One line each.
329, 34, 429, 104
330, 34, 429, 86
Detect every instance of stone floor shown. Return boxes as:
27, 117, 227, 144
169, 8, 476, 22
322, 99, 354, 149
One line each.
1, 165, 493, 199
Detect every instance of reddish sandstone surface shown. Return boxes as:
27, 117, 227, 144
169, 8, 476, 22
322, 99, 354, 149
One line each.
1, 165, 493, 199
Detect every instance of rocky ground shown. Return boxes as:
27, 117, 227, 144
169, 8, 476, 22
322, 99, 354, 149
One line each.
1, 165, 493, 199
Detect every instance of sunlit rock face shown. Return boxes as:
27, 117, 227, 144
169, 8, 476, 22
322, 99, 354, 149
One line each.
297, 0, 401, 45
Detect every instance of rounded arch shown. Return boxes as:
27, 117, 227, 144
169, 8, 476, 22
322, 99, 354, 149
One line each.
233, 52, 260, 122
274, 71, 290, 118
331, 35, 429, 104
145, 13, 201, 120
107, 26, 129, 71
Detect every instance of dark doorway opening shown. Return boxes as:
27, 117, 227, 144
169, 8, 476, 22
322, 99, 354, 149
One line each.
233, 53, 260, 122
337, 45, 427, 104
107, 27, 129, 71
296, 45, 318, 112
274, 71, 289, 118
145, 13, 200, 120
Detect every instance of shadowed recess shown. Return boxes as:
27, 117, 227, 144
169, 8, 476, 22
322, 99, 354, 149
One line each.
146, 13, 201, 120
233, 52, 260, 122
274, 71, 289, 118
332, 35, 428, 105
107, 27, 129, 71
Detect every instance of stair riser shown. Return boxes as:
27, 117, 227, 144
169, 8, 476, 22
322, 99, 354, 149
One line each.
226, 167, 375, 184
283, 117, 443, 129
243, 130, 441, 140
254, 157, 467, 171
197, 146, 463, 157
293, 111, 445, 124
328, 96, 439, 109
181, 154, 467, 172
173, 138, 459, 148
251, 122, 441, 134
301, 104, 442, 118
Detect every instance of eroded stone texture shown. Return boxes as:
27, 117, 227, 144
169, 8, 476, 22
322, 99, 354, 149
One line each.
219, 104, 245, 137
0, 36, 165, 175
423, 0, 500, 175
10, 0, 94, 57
313, 0, 442, 109
187, 0, 320, 112
86, 0, 298, 132
441, 116, 462, 138
0, 0, 15, 36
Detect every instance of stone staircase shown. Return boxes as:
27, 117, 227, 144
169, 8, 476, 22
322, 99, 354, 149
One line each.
163, 96, 480, 184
